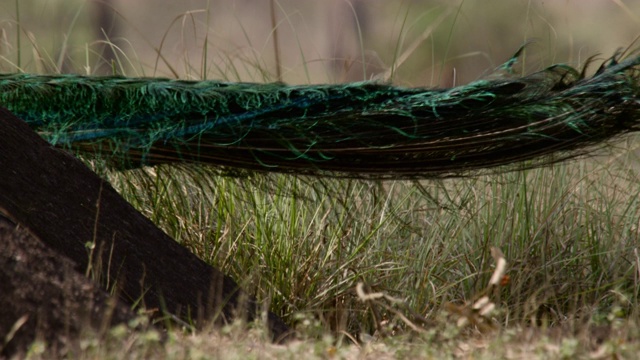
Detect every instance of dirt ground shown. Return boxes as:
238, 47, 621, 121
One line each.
0, 215, 138, 358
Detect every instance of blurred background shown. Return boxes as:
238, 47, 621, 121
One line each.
0, 1, 638, 86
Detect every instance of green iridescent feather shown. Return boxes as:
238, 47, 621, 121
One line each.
1, 51, 639, 179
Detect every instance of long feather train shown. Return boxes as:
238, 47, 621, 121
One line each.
1, 52, 639, 179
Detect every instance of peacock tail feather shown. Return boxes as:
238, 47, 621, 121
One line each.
1, 50, 639, 179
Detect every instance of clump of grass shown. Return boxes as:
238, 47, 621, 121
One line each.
104, 145, 640, 340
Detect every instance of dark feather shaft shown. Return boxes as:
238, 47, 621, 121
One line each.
1, 54, 639, 179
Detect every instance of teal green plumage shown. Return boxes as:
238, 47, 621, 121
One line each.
1, 51, 639, 179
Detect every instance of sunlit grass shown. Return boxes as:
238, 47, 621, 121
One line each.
103, 147, 640, 331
